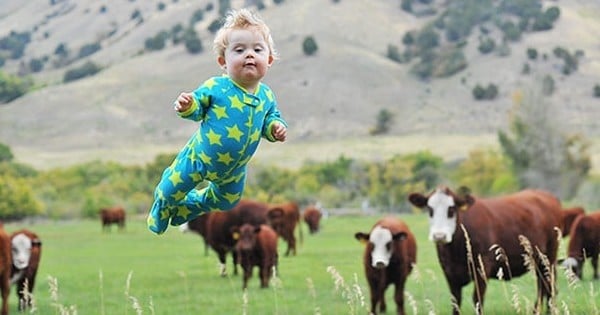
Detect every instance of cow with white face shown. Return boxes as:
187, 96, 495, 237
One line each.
408, 186, 563, 315
10, 229, 42, 312
355, 216, 417, 315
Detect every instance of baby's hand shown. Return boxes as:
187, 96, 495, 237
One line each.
173, 92, 194, 112
272, 122, 287, 142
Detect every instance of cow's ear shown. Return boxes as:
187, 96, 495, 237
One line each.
354, 232, 369, 244
32, 239, 42, 247
408, 193, 427, 208
254, 226, 261, 234
392, 232, 407, 241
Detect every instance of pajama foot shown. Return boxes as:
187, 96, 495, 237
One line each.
147, 207, 173, 235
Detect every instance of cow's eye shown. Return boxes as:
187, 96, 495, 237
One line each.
447, 206, 456, 218
427, 207, 433, 217
385, 242, 391, 251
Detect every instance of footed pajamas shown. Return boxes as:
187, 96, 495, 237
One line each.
147, 75, 287, 234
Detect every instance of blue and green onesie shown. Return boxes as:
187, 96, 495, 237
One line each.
147, 75, 287, 234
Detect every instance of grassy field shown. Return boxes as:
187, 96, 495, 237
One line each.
3, 215, 599, 315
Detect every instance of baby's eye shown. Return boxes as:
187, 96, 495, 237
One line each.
234, 48, 244, 53
254, 47, 263, 53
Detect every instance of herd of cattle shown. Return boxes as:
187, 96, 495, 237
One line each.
0, 185, 598, 314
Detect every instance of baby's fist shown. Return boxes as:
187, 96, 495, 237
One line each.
272, 122, 287, 142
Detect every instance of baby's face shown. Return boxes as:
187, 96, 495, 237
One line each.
219, 28, 273, 90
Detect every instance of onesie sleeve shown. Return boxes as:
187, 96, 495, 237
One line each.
261, 89, 287, 142
177, 79, 214, 122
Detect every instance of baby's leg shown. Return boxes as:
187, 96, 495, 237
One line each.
170, 167, 247, 226
147, 148, 205, 234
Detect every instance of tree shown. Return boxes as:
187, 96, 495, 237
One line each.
0, 143, 13, 162
498, 83, 591, 199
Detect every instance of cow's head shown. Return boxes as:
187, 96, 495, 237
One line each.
560, 257, 584, 279
408, 186, 473, 244
232, 224, 261, 252
11, 233, 41, 270
355, 226, 407, 269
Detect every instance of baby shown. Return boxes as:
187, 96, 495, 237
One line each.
147, 8, 287, 235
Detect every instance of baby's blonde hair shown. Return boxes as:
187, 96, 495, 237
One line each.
213, 8, 278, 60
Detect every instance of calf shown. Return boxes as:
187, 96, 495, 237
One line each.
303, 206, 322, 234
10, 229, 42, 311
561, 211, 600, 280
560, 206, 585, 237
267, 201, 301, 256
232, 224, 278, 289
203, 199, 269, 276
355, 216, 416, 315
99, 206, 126, 232
408, 186, 562, 315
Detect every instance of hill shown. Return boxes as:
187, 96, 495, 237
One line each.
0, 0, 599, 171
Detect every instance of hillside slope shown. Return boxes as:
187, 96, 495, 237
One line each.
0, 0, 599, 170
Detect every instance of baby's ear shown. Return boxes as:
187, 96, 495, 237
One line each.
217, 56, 226, 68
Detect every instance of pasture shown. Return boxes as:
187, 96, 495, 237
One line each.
2, 214, 598, 315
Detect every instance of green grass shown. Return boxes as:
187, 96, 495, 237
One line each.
3, 215, 599, 314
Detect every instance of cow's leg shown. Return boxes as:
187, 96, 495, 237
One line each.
449, 284, 463, 315
217, 250, 227, 276
259, 264, 270, 288
592, 254, 599, 280
394, 278, 407, 315
242, 266, 252, 289
0, 273, 8, 315
534, 259, 556, 314
232, 251, 239, 276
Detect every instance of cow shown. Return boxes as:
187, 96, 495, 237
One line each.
408, 186, 562, 315
203, 199, 270, 276
561, 211, 600, 280
0, 226, 11, 315
267, 201, 302, 256
560, 206, 585, 237
99, 206, 126, 232
303, 206, 322, 234
354, 216, 416, 315
10, 229, 42, 311
232, 223, 278, 289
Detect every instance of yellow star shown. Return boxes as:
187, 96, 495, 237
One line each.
228, 95, 245, 112
213, 105, 228, 119
265, 89, 274, 102
249, 129, 260, 143
190, 172, 203, 182
175, 206, 192, 220
160, 209, 170, 220
256, 101, 264, 113
171, 190, 187, 201
204, 78, 217, 89
237, 155, 252, 166
223, 192, 240, 204
168, 171, 183, 186
200, 152, 212, 165
147, 216, 155, 227
217, 152, 234, 166
206, 171, 218, 181
206, 129, 222, 146
226, 124, 244, 142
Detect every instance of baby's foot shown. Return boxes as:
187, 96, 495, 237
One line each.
147, 207, 173, 235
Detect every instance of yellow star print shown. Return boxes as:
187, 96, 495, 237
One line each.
204, 78, 218, 89
249, 129, 261, 143
206, 129, 222, 146
226, 124, 244, 142
229, 95, 245, 112
190, 172, 203, 182
200, 152, 212, 165
217, 152, 234, 165
206, 171, 218, 181
171, 190, 187, 201
223, 192, 241, 204
168, 171, 183, 186
175, 206, 192, 220
213, 105, 228, 119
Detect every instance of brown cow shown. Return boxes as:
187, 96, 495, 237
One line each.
561, 211, 600, 280
267, 201, 302, 256
99, 206, 126, 232
355, 216, 416, 315
202, 199, 269, 276
10, 229, 42, 311
560, 206, 585, 237
180, 213, 210, 256
408, 186, 562, 315
0, 227, 11, 315
303, 206, 322, 234
232, 224, 278, 289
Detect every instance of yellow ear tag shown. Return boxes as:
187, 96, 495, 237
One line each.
360, 238, 368, 245
459, 204, 469, 212
232, 232, 240, 240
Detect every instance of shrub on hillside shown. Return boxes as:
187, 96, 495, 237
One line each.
63, 61, 101, 83
302, 36, 318, 56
